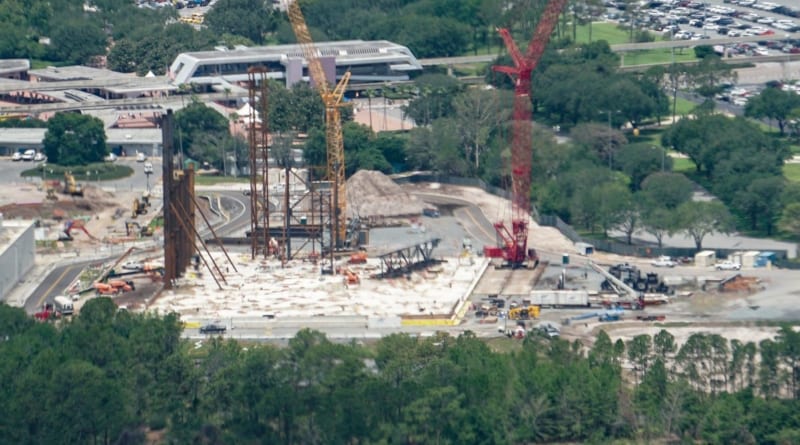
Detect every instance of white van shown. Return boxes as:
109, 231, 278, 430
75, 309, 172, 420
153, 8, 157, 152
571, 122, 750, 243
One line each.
21, 149, 35, 161
54, 296, 74, 316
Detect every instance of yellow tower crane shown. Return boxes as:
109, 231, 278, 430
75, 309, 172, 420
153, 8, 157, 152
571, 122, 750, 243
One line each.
287, 1, 351, 248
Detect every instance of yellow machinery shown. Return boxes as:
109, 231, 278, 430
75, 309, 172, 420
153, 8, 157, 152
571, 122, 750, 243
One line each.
287, 1, 351, 248
63, 172, 83, 197
509, 305, 541, 320
132, 198, 148, 218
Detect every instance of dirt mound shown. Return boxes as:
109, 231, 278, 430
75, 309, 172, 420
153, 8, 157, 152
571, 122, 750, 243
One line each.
346, 170, 425, 219
0, 185, 119, 221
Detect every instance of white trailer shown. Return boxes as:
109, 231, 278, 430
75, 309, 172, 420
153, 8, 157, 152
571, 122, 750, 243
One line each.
529, 290, 590, 308
54, 296, 74, 316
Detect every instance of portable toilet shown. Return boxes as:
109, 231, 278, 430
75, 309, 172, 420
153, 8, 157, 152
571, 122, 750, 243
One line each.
756, 251, 777, 268
729, 251, 745, 267
575, 242, 594, 255
742, 251, 760, 268
694, 250, 716, 267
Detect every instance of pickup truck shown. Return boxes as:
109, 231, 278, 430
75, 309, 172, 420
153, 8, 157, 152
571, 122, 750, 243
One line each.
715, 261, 741, 271
651, 256, 677, 268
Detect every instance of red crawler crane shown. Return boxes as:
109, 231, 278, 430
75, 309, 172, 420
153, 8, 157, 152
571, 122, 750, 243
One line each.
484, 0, 569, 268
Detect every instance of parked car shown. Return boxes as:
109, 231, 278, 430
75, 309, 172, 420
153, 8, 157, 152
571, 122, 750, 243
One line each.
715, 261, 742, 271
121, 261, 144, 271
104, 153, 117, 162
200, 323, 227, 334
651, 256, 678, 268
11, 151, 22, 161
21, 149, 35, 161
33, 152, 46, 162
136, 152, 147, 162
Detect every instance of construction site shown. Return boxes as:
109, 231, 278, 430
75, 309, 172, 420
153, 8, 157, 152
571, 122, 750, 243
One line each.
7, 0, 800, 346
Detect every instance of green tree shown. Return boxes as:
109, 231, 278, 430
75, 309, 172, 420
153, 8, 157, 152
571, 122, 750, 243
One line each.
745, 86, 800, 136
675, 200, 735, 250
778, 202, 800, 237
204, 0, 279, 44
616, 143, 671, 191
403, 74, 462, 126
174, 100, 230, 165
733, 176, 785, 234
640, 172, 694, 209
46, 18, 107, 65
43, 112, 108, 166
453, 88, 512, 171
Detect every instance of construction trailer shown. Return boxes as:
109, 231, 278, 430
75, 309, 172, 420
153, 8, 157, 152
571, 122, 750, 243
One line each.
694, 250, 716, 267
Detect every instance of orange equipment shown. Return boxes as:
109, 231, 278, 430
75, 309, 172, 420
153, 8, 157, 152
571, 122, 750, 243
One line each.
287, 0, 351, 248
94, 282, 118, 295
108, 279, 135, 292
60, 219, 99, 242
349, 251, 367, 264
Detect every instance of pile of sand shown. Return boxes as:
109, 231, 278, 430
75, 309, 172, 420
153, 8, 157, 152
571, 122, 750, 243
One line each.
346, 170, 425, 219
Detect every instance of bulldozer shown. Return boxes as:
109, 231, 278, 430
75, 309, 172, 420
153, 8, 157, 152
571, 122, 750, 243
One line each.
63, 172, 84, 197
508, 305, 541, 321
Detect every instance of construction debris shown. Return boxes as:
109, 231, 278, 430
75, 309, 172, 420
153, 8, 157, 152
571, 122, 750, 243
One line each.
346, 170, 426, 220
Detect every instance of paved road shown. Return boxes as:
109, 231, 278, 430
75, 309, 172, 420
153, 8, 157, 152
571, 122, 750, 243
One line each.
23, 259, 108, 314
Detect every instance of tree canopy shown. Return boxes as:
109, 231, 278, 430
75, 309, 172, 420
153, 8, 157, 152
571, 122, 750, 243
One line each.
4, 301, 800, 443
42, 113, 108, 166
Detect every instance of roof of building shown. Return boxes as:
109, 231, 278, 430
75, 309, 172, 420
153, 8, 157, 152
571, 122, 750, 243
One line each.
28, 65, 133, 82
0, 59, 29, 76
180, 40, 413, 63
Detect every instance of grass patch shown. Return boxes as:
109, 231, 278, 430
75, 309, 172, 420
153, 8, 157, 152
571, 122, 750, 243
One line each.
784, 163, 800, 183
20, 162, 133, 181
671, 156, 696, 174
573, 22, 633, 45
621, 49, 697, 66
674, 97, 697, 116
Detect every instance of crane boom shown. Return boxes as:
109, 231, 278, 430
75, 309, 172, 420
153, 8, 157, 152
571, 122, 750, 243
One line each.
287, 0, 351, 248
485, 0, 568, 268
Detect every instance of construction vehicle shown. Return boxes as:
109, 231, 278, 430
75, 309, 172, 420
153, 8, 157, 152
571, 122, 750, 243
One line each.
62, 172, 84, 197
54, 296, 74, 316
107, 279, 135, 292
132, 197, 148, 218
125, 221, 153, 237
349, 251, 367, 264
59, 219, 98, 241
34, 303, 60, 321
287, 0, 351, 248
94, 282, 118, 295
509, 305, 541, 320
482, 0, 567, 268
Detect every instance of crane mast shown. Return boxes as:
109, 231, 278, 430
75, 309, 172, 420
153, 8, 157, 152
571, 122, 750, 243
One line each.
287, 1, 351, 248
485, 0, 568, 268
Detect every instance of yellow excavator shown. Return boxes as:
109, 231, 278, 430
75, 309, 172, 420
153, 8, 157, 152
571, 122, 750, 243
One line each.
63, 172, 83, 197
509, 305, 541, 320
131, 192, 151, 218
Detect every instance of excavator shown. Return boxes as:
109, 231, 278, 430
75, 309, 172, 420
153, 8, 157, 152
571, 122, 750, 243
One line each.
125, 220, 153, 237
132, 193, 151, 218
58, 219, 98, 241
63, 172, 84, 197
